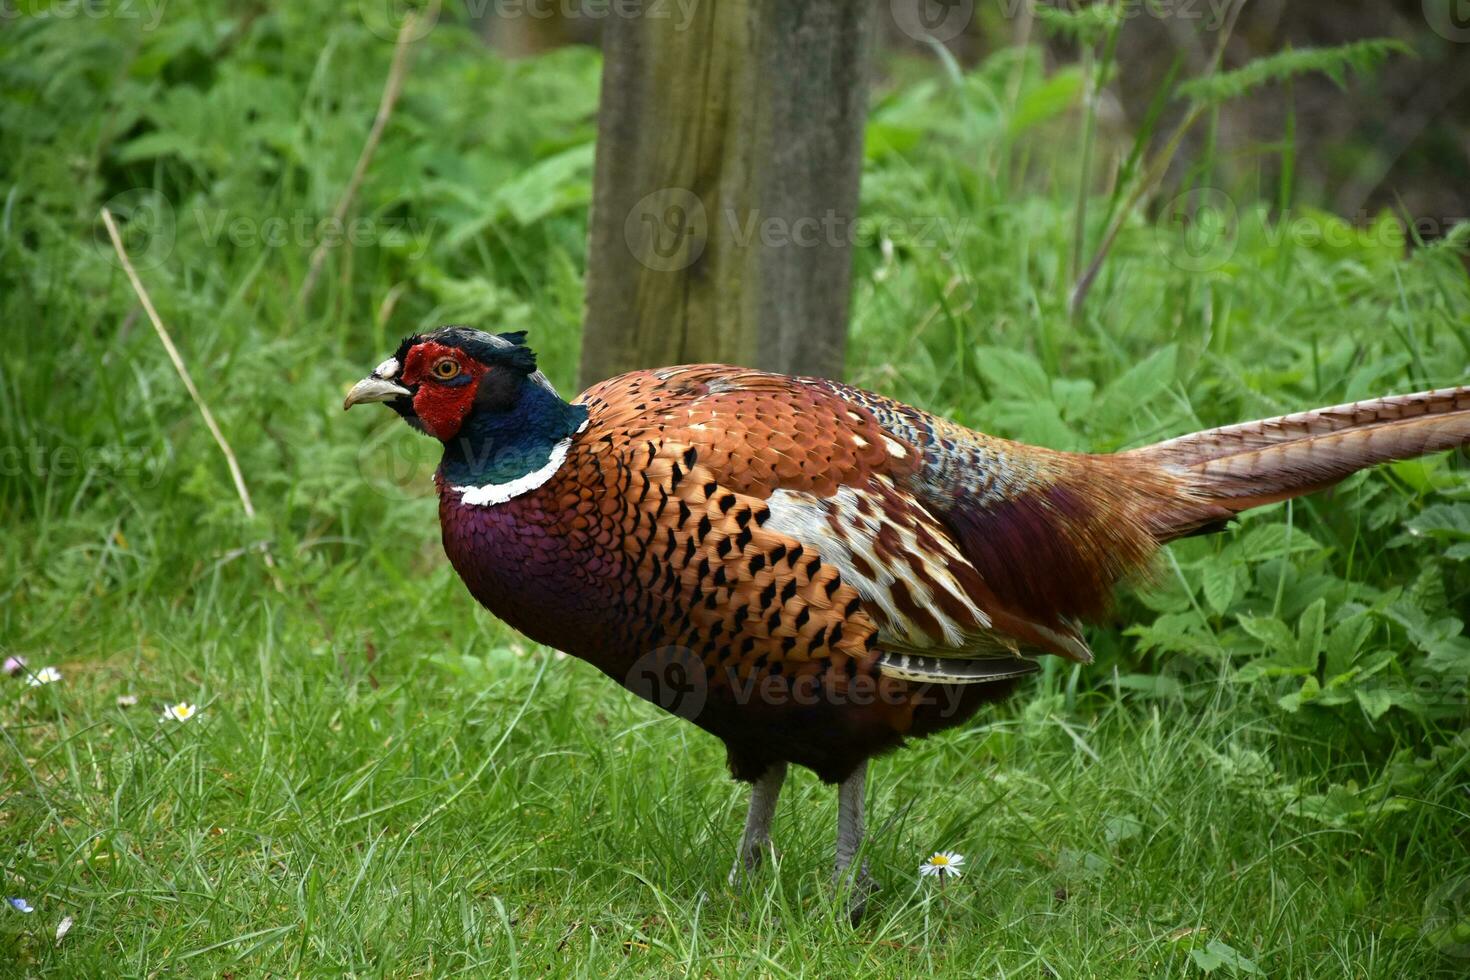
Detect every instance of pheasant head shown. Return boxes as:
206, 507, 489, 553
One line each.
344, 326, 586, 493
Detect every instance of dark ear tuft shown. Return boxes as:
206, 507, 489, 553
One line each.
490, 331, 537, 374
498, 343, 538, 376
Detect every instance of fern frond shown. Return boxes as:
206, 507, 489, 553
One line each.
1180, 40, 1412, 105
1033, 3, 1124, 45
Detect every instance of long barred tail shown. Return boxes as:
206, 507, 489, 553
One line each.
1124, 386, 1470, 540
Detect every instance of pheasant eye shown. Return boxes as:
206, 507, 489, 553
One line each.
431, 357, 461, 380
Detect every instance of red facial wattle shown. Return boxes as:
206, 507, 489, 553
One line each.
400, 341, 488, 440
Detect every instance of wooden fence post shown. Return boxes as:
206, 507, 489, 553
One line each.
579, 0, 876, 388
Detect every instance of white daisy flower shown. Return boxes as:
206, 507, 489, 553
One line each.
919, 851, 965, 879
26, 667, 61, 687
159, 702, 199, 723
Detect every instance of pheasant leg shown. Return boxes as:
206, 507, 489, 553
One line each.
729, 761, 787, 886
834, 760, 876, 921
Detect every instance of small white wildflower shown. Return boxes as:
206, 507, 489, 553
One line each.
919, 851, 965, 880
116, 694, 139, 708
159, 702, 199, 723
26, 667, 61, 687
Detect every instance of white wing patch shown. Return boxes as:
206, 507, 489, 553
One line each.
762, 479, 992, 652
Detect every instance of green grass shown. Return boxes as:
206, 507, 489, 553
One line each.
3, 5, 1470, 976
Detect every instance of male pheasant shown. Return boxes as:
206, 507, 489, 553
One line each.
345, 326, 1470, 902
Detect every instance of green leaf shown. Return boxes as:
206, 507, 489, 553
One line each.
1237, 615, 1295, 656
1056, 848, 1109, 881
1189, 938, 1264, 975
1289, 782, 1410, 827
1201, 563, 1237, 615
1387, 456, 1448, 494
1294, 599, 1326, 671
1355, 686, 1394, 720
1312, 687, 1356, 707
1324, 613, 1373, 678
1103, 814, 1143, 845
1239, 522, 1322, 560
1050, 377, 1096, 421
1278, 675, 1320, 712
115, 129, 200, 165
1405, 503, 1470, 543
1381, 603, 1470, 671
491, 143, 595, 226
973, 346, 1051, 401
1096, 344, 1177, 426
1126, 612, 1216, 656
863, 121, 922, 160
1238, 608, 1322, 681
1009, 67, 1083, 135
1134, 575, 1196, 614
988, 398, 1080, 450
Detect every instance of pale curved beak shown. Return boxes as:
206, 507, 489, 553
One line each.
343, 377, 411, 410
